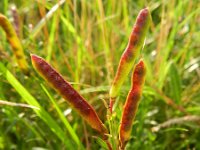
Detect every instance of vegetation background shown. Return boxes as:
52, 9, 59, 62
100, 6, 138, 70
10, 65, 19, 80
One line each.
0, 0, 200, 149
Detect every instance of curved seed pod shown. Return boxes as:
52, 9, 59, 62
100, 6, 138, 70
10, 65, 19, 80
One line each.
119, 59, 146, 149
109, 8, 150, 110
0, 13, 28, 74
31, 54, 108, 136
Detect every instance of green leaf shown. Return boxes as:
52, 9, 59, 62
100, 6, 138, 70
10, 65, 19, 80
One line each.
169, 62, 181, 104
94, 136, 109, 150
40, 84, 84, 149
0, 62, 76, 149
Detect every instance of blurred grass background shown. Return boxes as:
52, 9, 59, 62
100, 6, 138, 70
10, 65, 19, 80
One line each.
0, 0, 200, 149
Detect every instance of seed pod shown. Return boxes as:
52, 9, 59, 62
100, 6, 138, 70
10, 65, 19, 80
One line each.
109, 8, 150, 110
11, 5, 22, 38
0, 13, 28, 74
31, 54, 108, 135
119, 59, 146, 149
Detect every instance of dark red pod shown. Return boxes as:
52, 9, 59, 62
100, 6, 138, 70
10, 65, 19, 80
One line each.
109, 8, 150, 112
119, 59, 146, 149
31, 54, 108, 135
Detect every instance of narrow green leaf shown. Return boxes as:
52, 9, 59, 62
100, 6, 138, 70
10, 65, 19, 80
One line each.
169, 62, 181, 104
46, 15, 57, 62
40, 84, 84, 149
94, 136, 109, 150
0, 62, 75, 149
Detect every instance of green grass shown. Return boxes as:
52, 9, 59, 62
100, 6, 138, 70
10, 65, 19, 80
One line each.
0, 0, 200, 149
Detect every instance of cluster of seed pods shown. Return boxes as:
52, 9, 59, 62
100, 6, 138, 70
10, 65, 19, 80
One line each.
30, 7, 150, 150
0, 13, 28, 74
109, 8, 150, 112
31, 54, 108, 137
119, 59, 146, 149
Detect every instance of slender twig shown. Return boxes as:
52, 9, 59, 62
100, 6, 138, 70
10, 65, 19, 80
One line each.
152, 115, 200, 132
0, 100, 39, 110
105, 140, 112, 150
82, 120, 90, 150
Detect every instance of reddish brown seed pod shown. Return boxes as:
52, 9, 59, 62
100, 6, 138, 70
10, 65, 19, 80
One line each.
119, 59, 146, 149
109, 8, 150, 111
31, 54, 108, 135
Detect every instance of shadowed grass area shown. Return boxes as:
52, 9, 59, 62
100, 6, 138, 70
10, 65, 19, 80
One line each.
0, 0, 199, 149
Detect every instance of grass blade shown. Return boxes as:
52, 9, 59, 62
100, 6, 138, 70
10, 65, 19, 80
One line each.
40, 84, 84, 149
0, 62, 75, 149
